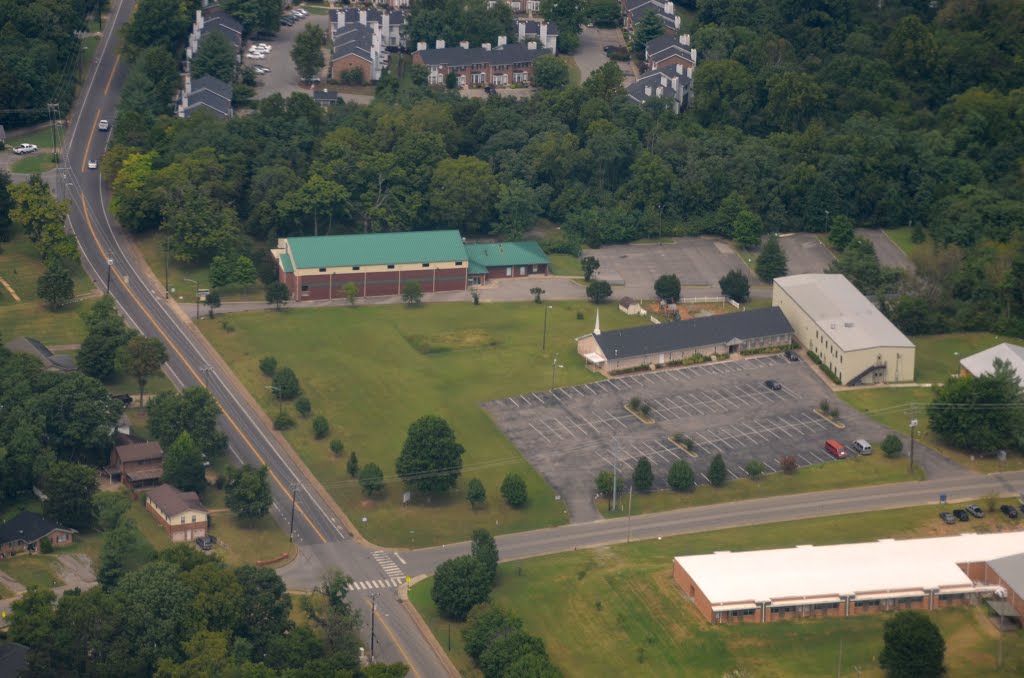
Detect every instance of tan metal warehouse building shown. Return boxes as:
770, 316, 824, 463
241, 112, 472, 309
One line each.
772, 274, 915, 385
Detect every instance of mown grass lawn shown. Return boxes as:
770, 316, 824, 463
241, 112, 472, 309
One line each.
11, 153, 59, 174
547, 254, 583, 277
838, 386, 1024, 472
4, 127, 63, 152
0, 555, 64, 590
913, 332, 1021, 385
597, 452, 921, 518
411, 505, 1024, 677
0, 233, 93, 306
201, 301, 648, 546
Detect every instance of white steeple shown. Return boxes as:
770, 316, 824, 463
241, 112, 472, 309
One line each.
594, 308, 601, 336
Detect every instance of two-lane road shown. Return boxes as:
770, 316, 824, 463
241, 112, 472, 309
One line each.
61, 1, 452, 674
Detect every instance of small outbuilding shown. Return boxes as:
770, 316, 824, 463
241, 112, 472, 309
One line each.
618, 297, 644, 316
959, 343, 1024, 379
0, 511, 77, 557
576, 306, 793, 373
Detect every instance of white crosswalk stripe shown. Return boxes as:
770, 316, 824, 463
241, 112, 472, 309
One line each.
372, 550, 406, 579
351, 577, 404, 590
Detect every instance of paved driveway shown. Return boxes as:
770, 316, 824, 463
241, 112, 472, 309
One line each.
250, 11, 330, 100
485, 353, 934, 522
576, 26, 630, 82
856, 228, 914, 271
778, 233, 834, 274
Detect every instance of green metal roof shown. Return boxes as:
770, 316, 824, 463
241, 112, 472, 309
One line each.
468, 260, 488, 275
465, 241, 549, 269
286, 230, 468, 269
279, 253, 294, 273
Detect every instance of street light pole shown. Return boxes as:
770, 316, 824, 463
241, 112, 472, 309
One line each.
627, 483, 633, 543
550, 353, 563, 390
184, 278, 199, 321
288, 484, 298, 542
105, 258, 114, 294
542, 304, 553, 351
164, 237, 170, 299
953, 351, 959, 378
909, 408, 918, 475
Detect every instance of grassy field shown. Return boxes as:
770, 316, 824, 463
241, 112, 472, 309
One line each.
561, 56, 582, 87
913, 332, 1020, 384
839, 387, 1024, 473
547, 254, 583, 277
597, 453, 921, 517
411, 505, 1024, 677
0, 233, 94, 306
201, 301, 648, 547
886, 226, 931, 261
131, 232, 264, 303
5, 127, 63, 151
11, 153, 59, 174
0, 556, 64, 590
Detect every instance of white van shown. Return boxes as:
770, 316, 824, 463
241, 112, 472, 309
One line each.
851, 439, 872, 455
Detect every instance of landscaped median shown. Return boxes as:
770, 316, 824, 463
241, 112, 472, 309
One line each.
596, 453, 922, 518
199, 301, 648, 547
410, 505, 1024, 677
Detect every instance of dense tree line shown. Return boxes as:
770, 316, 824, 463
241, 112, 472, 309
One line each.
0, 0, 103, 127
102, 0, 1024, 332
9, 546, 405, 677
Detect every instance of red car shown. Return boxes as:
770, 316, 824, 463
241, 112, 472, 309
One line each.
824, 439, 847, 459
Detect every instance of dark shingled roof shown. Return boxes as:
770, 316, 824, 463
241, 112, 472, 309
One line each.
0, 511, 76, 546
146, 484, 207, 517
595, 307, 793, 360
185, 90, 231, 117
416, 43, 552, 68
191, 75, 232, 101
114, 441, 164, 464
314, 90, 340, 103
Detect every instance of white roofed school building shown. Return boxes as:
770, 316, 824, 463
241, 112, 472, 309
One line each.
772, 274, 915, 385
673, 533, 1024, 625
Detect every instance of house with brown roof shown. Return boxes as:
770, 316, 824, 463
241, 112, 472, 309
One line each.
107, 441, 164, 489
145, 484, 209, 542
0, 511, 76, 557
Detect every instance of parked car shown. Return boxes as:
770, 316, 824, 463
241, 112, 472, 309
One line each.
764, 379, 782, 391
98, 119, 109, 131
784, 350, 799, 361
110, 393, 133, 406
484, 85, 497, 94
999, 504, 1018, 519
952, 509, 970, 521
965, 504, 984, 518
939, 511, 956, 525
824, 439, 847, 459
851, 439, 873, 455
256, 43, 272, 51
195, 535, 216, 551
12, 143, 38, 154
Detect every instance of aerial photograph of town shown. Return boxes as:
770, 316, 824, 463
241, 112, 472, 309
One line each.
1, 0, 1022, 675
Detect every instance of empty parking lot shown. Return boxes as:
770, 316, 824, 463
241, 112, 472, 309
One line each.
485, 354, 904, 521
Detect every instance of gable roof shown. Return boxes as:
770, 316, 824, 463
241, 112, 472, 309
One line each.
960, 343, 1024, 378
627, 66, 691, 105
0, 511, 76, 545
191, 75, 232, 101
147, 484, 207, 517
416, 43, 552, 68
594, 307, 793, 360
987, 552, 1024, 597
332, 23, 373, 62
203, 8, 243, 35
517, 19, 559, 35
465, 241, 549, 269
339, 7, 405, 26
114, 441, 164, 464
285, 230, 469, 269
185, 90, 232, 117
314, 90, 340, 103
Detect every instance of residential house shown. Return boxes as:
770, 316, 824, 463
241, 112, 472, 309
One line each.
178, 74, 233, 118
0, 511, 76, 557
491, 0, 542, 12
107, 441, 164, 489
331, 7, 405, 49
623, 0, 681, 32
0, 643, 29, 676
516, 20, 558, 52
627, 64, 692, 113
413, 38, 553, 88
645, 33, 696, 71
145, 484, 209, 542
313, 89, 340, 107
3, 337, 76, 372
331, 22, 384, 83
186, 7, 243, 61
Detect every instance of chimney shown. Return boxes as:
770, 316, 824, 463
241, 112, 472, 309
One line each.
359, 9, 367, 24
527, 41, 537, 50
482, 42, 491, 50
686, 66, 693, 79
518, 21, 526, 41
435, 39, 445, 49
460, 40, 469, 49
540, 23, 547, 42
664, 1, 674, 13
417, 41, 427, 51
497, 35, 507, 47
645, 86, 652, 96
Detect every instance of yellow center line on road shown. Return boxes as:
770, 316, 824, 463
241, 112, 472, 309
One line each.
81, 111, 101, 173
103, 53, 120, 96
78, 191, 329, 544
366, 599, 421, 678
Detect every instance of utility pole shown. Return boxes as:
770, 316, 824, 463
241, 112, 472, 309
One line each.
611, 458, 618, 513
105, 258, 114, 294
627, 483, 633, 543
164, 237, 170, 299
47, 102, 60, 162
184, 278, 200, 321
369, 592, 379, 664
542, 304, 552, 351
288, 484, 298, 542
909, 404, 918, 475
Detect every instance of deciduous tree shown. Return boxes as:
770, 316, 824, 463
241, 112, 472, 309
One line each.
191, 31, 236, 83
359, 462, 384, 496
500, 472, 527, 507
162, 431, 206, 493
396, 415, 465, 494
466, 477, 486, 509
718, 269, 750, 303
586, 280, 612, 304
115, 336, 168, 404
881, 434, 903, 458
471, 529, 499, 585
291, 23, 326, 81
927, 360, 1024, 454
266, 281, 290, 309
225, 464, 273, 520
631, 10, 665, 53
879, 611, 945, 678
147, 387, 226, 460
463, 604, 523, 662
37, 264, 74, 310
43, 461, 98, 530
632, 457, 654, 492
402, 281, 423, 305
581, 256, 600, 281
654, 273, 681, 303
667, 460, 695, 491
532, 54, 569, 89
431, 555, 492, 621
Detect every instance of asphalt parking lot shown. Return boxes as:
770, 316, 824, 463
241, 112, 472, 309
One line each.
856, 228, 914, 271
249, 10, 329, 100
584, 238, 752, 299
485, 353, 910, 522
778, 233, 834, 274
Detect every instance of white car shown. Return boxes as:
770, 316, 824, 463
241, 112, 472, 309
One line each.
98, 119, 109, 131
87, 160, 97, 169
248, 53, 265, 60
12, 143, 38, 155
296, 8, 308, 15
257, 43, 272, 51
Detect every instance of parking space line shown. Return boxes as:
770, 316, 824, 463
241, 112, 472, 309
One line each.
538, 420, 565, 440
531, 392, 547, 405
761, 459, 776, 472
603, 409, 631, 429
519, 395, 533, 406
693, 430, 730, 452
727, 468, 740, 479
725, 424, 760, 446
528, 423, 552, 444
639, 439, 675, 465
507, 397, 519, 408
739, 423, 771, 443
551, 419, 578, 439
698, 472, 711, 484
